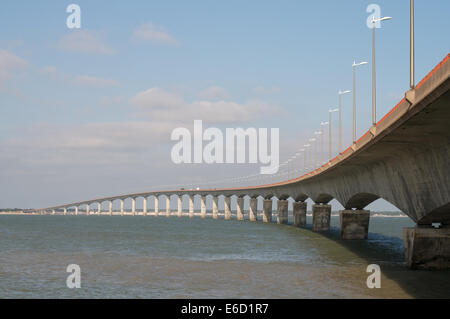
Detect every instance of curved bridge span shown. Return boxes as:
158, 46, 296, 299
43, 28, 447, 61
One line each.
34, 55, 450, 269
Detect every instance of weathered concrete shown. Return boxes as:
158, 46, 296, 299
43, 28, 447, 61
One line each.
109, 201, 113, 216
224, 197, 231, 220
249, 198, 258, 221
263, 199, 272, 223
177, 196, 182, 218
201, 196, 206, 219
339, 210, 370, 239
120, 199, 124, 216
188, 196, 194, 218
403, 227, 450, 269
212, 196, 219, 219
237, 197, 244, 221
132, 198, 136, 216
86, 205, 90, 216
293, 201, 307, 227
277, 200, 288, 224
166, 196, 171, 217
155, 196, 159, 217
312, 204, 331, 231
143, 198, 147, 216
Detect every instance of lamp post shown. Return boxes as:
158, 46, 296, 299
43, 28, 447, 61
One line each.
309, 138, 316, 170
320, 121, 329, 164
298, 149, 305, 175
329, 108, 338, 161
338, 90, 351, 153
371, 15, 392, 126
352, 61, 368, 143
303, 144, 310, 173
314, 131, 322, 169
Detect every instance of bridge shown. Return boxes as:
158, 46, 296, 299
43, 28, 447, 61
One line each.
32, 54, 450, 270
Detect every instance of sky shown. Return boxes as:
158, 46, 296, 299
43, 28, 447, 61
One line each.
0, 0, 449, 210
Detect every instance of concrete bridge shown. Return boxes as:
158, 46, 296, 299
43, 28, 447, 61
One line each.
33, 54, 450, 270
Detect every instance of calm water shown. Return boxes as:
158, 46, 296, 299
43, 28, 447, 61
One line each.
1, 213, 450, 298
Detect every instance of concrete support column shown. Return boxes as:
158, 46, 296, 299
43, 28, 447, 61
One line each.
262, 199, 272, 223
75, 206, 79, 215
277, 200, 289, 224
177, 196, 182, 217
340, 210, 370, 239
212, 196, 219, 219
131, 198, 136, 216
224, 196, 231, 220
97, 202, 101, 215
293, 201, 307, 227
109, 201, 113, 216
403, 226, 450, 269
189, 196, 194, 218
143, 197, 147, 216
52, 209, 56, 215
249, 198, 258, 221
155, 196, 159, 216
236, 197, 245, 221
312, 204, 331, 231
120, 199, 124, 216
64, 207, 67, 215
86, 204, 90, 216
200, 196, 206, 219
166, 196, 171, 217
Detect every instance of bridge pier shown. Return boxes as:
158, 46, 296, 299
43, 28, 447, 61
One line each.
403, 226, 450, 270
75, 206, 79, 215
131, 198, 136, 216
177, 196, 182, 217
120, 199, 124, 216
293, 201, 307, 227
155, 196, 159, 217
143, 197, 147, 216
312, 204, 331, 231
86, 204, 90, 216
262, 199, 272, 223
63, 207, 67, 215
224, 197, 231, 220
237, 197, 244, 221
189, 196, 194, 218
166, 196, 171, 217
201, 196, 206, 219
109, 201, 113, 216
97, 202, 101, 215
277, 200, 288, 224
212, 196, 219, 219
249, 198, 258, 221
339, 210, 370, 239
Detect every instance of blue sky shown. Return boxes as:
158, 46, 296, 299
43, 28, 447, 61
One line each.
0, 0, 449, 210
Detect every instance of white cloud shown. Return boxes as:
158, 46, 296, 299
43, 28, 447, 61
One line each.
131, 23, 178, 45
74, 75, 119, 88
58, 30, 115, 55
130, 87, 279, 124
198, 86, 230, 99
0, 50, 27, 82
253, 86, 281, 94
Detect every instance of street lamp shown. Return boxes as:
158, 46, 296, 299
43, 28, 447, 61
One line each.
329, 108, 338, 161
303, 144, 310, 173
314, 131, 322, 169
371, 15, 392, 126
338, 90, 351, 153
309, 138, 316, 170
352, 61, 368, 143
320, 121, 329, 164
297, 149, 305, 175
